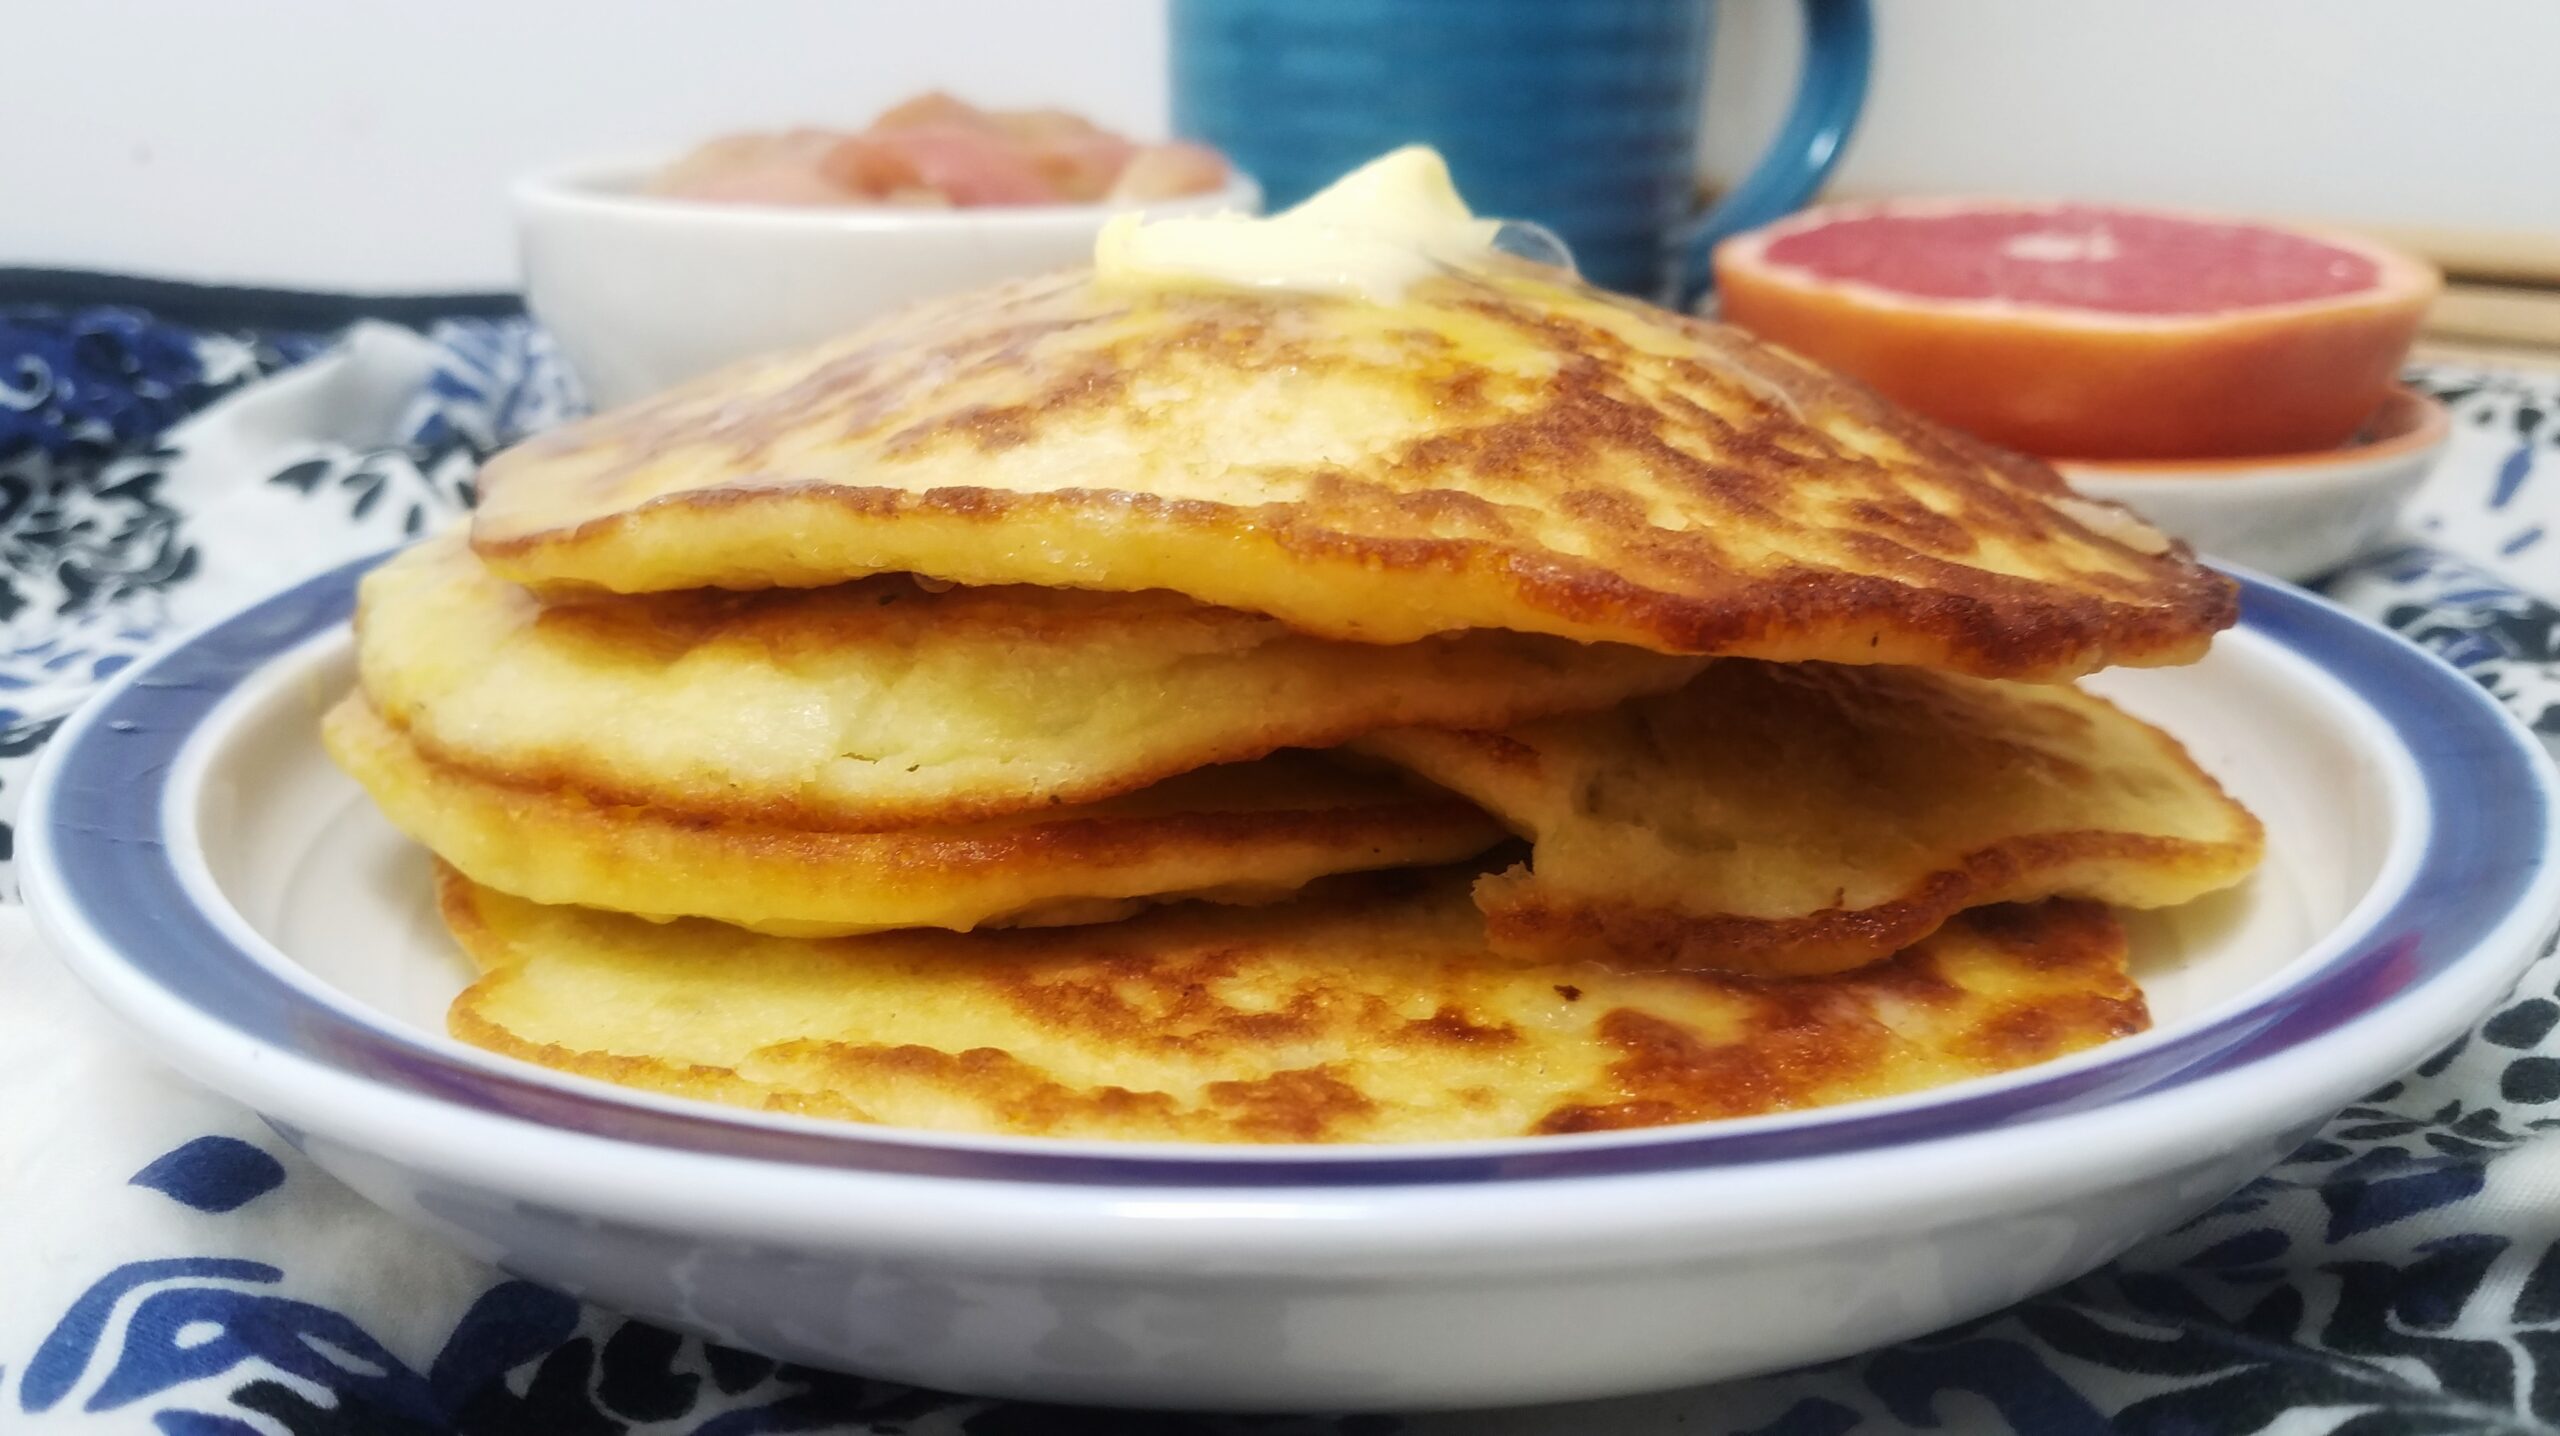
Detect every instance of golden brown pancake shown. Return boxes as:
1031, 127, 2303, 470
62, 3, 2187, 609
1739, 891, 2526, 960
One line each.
359, 532, 1698, 828
470, 262, 2234, 680
327, 696, 1504, 935
1353, 661, 2263, 976
442, 867, 2148, 1143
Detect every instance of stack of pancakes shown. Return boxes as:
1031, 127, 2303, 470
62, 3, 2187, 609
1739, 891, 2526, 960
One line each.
329, 253, 2261, 1143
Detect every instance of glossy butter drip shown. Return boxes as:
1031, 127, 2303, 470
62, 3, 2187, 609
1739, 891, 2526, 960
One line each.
1095, 145, 1502, 303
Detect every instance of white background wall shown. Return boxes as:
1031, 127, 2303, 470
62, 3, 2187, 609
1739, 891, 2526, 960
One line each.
1701, 0, 2560, 249
4, 0, 2552, 292
1, 0, 1166, 289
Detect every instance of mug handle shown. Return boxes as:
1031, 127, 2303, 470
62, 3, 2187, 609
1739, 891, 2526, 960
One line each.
1675, 0, 1873, 309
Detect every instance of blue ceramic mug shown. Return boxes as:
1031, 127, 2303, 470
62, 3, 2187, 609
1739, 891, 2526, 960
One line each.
1170, 0, 1871, 307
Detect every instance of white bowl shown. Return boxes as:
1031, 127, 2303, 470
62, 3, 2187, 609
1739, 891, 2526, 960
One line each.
2061, 386, 2452, 583
514, 159, 1261, 408
22, 559, 2560, 1411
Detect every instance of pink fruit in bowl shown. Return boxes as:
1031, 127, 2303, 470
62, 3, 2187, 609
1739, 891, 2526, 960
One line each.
1717, 199, 2441, 461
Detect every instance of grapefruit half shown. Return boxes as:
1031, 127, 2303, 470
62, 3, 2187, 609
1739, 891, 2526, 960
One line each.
1714, 200, 2440, 461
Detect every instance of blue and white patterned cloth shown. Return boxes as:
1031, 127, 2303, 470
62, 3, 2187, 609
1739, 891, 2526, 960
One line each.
1, 302, 2556, 1436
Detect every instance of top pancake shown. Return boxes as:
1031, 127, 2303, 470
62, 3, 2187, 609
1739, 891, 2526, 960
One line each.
471, 261, 2235, 679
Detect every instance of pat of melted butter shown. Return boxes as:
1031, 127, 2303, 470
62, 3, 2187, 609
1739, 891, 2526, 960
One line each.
1094, 146, 1502, 303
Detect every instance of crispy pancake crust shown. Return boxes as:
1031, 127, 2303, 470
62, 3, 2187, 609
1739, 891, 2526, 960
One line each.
327, 695, 1504, 936
471, 263, 2234, 678
442, 867, 2147, 1142
1354, 660, 2263, 976
360, 532, 1698, 827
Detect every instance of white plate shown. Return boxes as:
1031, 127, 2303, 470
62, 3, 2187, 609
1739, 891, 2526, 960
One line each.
23, 555, 2560, 1410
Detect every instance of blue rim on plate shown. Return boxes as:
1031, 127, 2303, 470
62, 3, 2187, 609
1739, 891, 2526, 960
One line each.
24, 553, 2560, 1188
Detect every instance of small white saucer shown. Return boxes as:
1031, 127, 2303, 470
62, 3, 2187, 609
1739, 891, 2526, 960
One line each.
2063, 386, 2452, 582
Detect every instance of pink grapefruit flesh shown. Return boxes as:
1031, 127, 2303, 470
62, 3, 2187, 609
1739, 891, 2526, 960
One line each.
1716, 200, 2439, 461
